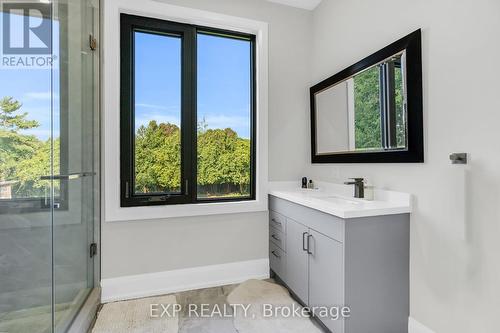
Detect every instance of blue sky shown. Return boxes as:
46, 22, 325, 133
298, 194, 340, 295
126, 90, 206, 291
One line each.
135, 31, 251, 138
0, 13, 59, 141
0, 69, 54, 140
1, 15, 251, 141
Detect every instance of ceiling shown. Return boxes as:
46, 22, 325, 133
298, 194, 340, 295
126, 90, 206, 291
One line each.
266, 0, 323, 10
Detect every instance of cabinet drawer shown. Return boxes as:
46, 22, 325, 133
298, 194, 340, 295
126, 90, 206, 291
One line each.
269, 242, 285, 278
269, 226, 285, 250
270, 196, 344, 243
269, 211, 286, 233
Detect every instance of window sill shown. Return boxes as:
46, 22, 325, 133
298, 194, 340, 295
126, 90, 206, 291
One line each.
105, 198, 268, 222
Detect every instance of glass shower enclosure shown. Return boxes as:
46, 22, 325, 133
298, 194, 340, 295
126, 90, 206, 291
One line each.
0, 0, 100, 332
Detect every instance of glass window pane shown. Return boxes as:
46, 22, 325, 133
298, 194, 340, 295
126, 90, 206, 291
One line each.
197, 33, 252, 199
353, 66, 382, 150
133, 31, 181, 195
394, 65, 407, 148
0, 9, 55, 204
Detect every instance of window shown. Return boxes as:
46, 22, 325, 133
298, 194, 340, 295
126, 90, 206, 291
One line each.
120, 14, 256, 207
352, 53, 406, 151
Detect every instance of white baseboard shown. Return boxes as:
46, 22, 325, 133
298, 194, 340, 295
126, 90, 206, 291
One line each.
101, 258, 270, 303
409, 317, 436, 333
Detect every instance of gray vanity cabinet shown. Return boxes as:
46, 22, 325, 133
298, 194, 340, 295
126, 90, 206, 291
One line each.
284, 218, 309, 303
269, 195, 410, 333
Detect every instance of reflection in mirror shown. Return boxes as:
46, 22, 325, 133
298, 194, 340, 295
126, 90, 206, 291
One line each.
315, 52, 407, 155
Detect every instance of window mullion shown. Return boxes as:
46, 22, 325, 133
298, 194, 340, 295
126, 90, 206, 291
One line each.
379, 64, 388, 149
181, 26, 197, 203
379, 62, 397, 149
385, 61, 397, 148
190, 28, 198, 203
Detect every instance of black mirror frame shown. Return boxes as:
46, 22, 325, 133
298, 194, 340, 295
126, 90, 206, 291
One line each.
310, 29, 423, 163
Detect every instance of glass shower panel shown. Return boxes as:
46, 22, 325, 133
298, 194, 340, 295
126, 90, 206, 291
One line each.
52, 0, 98, 332
0, 0, 99, 332
0, 2, 54, 333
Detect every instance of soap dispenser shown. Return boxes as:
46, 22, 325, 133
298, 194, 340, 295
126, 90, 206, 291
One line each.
301, 177, 308, 189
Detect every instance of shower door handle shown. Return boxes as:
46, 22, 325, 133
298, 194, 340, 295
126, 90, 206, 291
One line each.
41, 172, 96, 209
40, 172, 96, 180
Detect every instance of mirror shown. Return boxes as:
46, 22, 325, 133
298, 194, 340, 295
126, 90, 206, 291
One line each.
311, 30, 423, 163
315, 52, 406, 153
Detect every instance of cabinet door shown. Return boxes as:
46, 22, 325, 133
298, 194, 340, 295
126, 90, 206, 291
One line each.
308, 229, 344, 333
285, 218, 309, 304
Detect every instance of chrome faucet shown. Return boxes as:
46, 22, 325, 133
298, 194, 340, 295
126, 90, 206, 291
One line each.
344, 178, 364, 198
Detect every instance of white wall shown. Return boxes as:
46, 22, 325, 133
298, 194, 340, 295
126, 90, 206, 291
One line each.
101, 0, 312, 278
315, 81, 350, 153
307, 1, 500, 332
101, 1, 500, 331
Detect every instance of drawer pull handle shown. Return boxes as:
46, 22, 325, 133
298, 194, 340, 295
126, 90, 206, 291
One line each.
271, 234, 281, 242
271, 218, 282, 226
302, 232, 309, 252
271, 251, 281, 259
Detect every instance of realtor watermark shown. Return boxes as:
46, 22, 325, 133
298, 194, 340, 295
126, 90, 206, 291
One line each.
150, 304, 251, 319
150, 303, 351, 321
1, 1, 55, 69
262, 303, 351, 320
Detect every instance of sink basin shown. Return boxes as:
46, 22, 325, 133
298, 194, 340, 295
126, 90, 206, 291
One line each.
269, 181, 411, 218
316, 196, 361, 205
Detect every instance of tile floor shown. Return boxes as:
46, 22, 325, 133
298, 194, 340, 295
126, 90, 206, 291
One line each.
92, 280, 326, 333
174, 284, 240, 333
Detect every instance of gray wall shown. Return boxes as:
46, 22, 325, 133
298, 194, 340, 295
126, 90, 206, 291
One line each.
102, 212, 267, 277
306, 0, 500, 332
101, 0, 312, 279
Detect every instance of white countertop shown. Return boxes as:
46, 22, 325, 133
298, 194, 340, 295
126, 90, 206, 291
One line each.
268, 181, 412, 219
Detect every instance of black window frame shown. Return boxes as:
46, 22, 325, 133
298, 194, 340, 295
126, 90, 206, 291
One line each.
379, 58, 405, 150
120, 14, 257, 207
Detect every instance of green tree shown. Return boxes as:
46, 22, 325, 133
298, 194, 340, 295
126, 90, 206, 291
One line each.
0, 97, 41, 184
353, 67, 382, 150
230, 138, 251, 193
135, 121, 181, 193
133, 120, 251, 197
15, 138, 59, 197
198, 128, 236, 188
394, 67, 406, 147
197, 128, 250, 196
